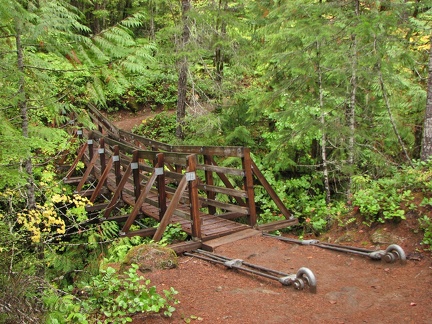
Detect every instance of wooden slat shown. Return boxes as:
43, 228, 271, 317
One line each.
199, 198, 249, 214
257, 218, 299, 232
197, 184, 247, 198
86, 203, 110, 212
169, 241, 202, 254
201, 229, 260, 250
122, 227, 157, 237
196, 164, 245, 177
63, 176, 83, 184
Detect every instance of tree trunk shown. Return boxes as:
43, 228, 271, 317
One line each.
176, 0, 191, 140
346, 0, 359, 201
149, 0, 155, 40
214, 0, 227, 86
421, 37, 432, 161
317, 42, 331, 204
16, 29, 36, 209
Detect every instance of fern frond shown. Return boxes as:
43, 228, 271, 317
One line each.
101, 26, 135, 47
120, 12, 146, 28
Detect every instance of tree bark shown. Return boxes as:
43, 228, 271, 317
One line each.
214, 0, 227, 86
421, 37, 432, 161
176, 0, 191, 140
347, 0, 359, 200
16, 29, 36, 209
317, 42, 331, 204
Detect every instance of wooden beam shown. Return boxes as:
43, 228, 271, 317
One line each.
103, 163, 132, 219
251, 160, 293, 220
169, 241, 202, 254
257, 218, 298, 232
153, 175, 188, 242
75, 149, 99, 193
90, 157, 113, 202
63, 141, 88, 180
199, 198, 249, 214
204, 154, 216, 215
242, 148, 257, 227
201, 229, 260, 251
121, 170, 158, 234
187, 155, 201, 239
155, 153, 167, 219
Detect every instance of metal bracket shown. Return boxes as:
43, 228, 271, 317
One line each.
224, 259, 243, 268
278, 274, 296, 286
186, 172, 196, 181
301, 239, 320, 245
155, 167, 164, 176
369, 250, 385, 260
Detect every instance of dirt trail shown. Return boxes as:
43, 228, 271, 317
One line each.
136, 235, 431, 324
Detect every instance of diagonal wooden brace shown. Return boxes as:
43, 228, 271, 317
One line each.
103, 163, 132, 219
120, 170, 159, 235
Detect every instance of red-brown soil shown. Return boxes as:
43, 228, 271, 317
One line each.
109, 107, 170, 132
133, 230, 431, 324
113, 109, 432, 324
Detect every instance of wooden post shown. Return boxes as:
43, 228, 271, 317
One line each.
204, 154, 216, 215
187, 154, 201, 239
99, 138, 106, 181
242, 148, 257, 227
113, 145, 121, 186
131, 150, 140, 201
88, 137, 94, 161
155, 153, 166, 220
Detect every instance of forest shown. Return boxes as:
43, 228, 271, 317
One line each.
1, 0, 432, 322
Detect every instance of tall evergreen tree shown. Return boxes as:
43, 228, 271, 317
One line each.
176, 0, 191, 139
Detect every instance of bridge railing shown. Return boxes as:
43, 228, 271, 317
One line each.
84, 104, 293, 228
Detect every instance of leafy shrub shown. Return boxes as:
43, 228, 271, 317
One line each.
419, 216, 432, 251
351, 175, 412, 225
132, 112, 177, 143
45, 264, 178, 323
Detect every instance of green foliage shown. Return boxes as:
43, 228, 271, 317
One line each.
102, 235, 147, 266
159, 223, 188, 246
132, 112, 177, 142
225, 126, 255, 147
46, 264, 178, 323
351, 175, 410, 225
418, 216, 432, 251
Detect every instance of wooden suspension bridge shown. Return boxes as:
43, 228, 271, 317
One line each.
61, 105, 297, 252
